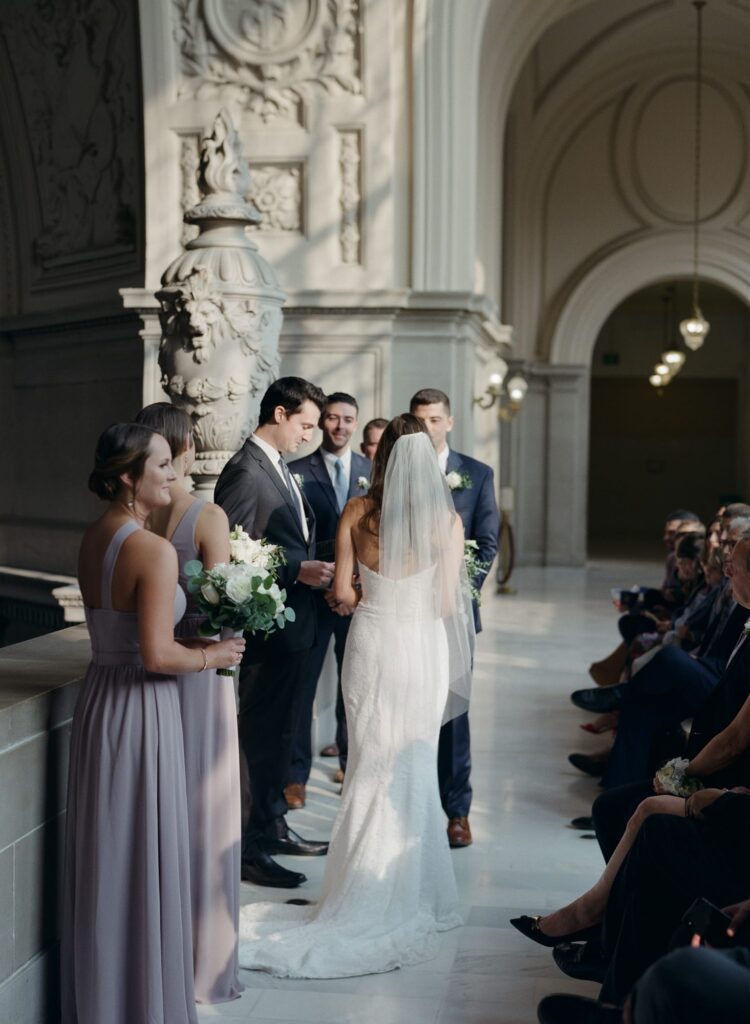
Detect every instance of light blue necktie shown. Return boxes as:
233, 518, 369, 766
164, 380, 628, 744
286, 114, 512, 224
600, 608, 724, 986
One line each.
334, 458, 348, 512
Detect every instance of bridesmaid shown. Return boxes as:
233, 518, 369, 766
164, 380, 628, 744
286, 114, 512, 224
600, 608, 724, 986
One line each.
136, 402, 244, 1004
62, 423, 244, 1024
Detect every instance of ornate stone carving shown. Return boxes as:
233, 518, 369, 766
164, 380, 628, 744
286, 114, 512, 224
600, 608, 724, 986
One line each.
248, 164, 303, 232
173, 0, 362, 123
158, 108, 285, 496
339, 129, 361, 264
179, 136, 201, 245
0, 0, 140, 272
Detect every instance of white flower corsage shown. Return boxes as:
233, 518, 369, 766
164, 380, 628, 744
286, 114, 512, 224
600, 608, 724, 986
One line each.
654, 757, 703, 797
446, 470, 473, 492
357, 476, 370, 492
743, 617, 750, 636
293, 473, 305, 490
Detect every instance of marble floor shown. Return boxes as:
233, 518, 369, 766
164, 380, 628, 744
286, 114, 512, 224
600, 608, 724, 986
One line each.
199, 559, 660, 1024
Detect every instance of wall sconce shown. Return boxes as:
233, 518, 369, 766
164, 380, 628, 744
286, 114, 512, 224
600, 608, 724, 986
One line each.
473, 361, 528, 421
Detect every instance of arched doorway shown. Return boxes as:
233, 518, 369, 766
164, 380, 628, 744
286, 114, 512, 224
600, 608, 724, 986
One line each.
587, 280, 750, 558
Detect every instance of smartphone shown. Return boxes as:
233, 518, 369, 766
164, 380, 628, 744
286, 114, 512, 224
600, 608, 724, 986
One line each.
681, 898, 734, 948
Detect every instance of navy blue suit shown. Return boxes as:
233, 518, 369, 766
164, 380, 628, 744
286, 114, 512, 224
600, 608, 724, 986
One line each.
287, 447, 372, 783
440, 448, 499, 818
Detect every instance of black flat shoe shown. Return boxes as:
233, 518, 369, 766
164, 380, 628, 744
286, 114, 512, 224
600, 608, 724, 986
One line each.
537, 993, 621, 1024
571, 684, 626, 714
241, 853, 307, 888
259, 821, 329, 857
510, 915, 600, 949
553, 941, 608, 982
568, 753, 607, 778
569, 816, 594, 830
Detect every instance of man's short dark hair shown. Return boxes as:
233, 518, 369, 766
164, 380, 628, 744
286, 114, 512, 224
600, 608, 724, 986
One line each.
258, 377, 326, 425
363, 417, 388, 438
325, 392, 359, 412
724, 502, 750, 520
409, 388, 451, 414
665, 509, 701, 524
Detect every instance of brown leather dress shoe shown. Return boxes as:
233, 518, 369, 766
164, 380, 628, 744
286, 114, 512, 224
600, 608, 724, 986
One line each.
447, 816, 472, 848
320, 743, 339, 757
284, 783, 306, 809
333, 768, 345, 784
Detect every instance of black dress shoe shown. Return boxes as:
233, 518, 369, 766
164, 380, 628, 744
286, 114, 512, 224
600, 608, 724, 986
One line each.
569, 816, 594, 830
241, 853, 306, 888
568, 753, 607, 778
570, 684, 626, 714
509, 915, 600, 948
552, 941, 608, 982
259, 819, 329, 857
537, 993, 621, 1024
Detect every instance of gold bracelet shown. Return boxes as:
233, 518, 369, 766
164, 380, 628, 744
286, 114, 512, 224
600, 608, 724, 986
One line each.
199, 647, 208, 672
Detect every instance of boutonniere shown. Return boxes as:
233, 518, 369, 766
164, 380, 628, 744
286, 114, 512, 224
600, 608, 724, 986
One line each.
357, 476, 370, 492
743, 618, 750, 637
293, 473, 305, 490
446, 470, 473, 492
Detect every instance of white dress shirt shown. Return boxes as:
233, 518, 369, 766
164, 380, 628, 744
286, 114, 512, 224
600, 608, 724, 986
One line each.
437, 445, 450, 474
321, 447, 352, 491
250, 433, 309, 541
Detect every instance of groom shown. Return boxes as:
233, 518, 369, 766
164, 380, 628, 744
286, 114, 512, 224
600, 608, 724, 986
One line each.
284, 392, 372, 807
410, 387, 499, 847
215, 377, 333, 888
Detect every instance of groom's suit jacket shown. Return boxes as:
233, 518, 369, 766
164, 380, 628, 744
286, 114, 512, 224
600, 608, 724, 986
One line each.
446, 449, 499, 633
289, 447, 372, 559
215, 438, 317, 659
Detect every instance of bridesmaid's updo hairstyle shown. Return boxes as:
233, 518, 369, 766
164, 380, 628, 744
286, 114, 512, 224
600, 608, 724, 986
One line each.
360, 413, 428, 535
134, 402, 193, 459
88, 423, 159, 501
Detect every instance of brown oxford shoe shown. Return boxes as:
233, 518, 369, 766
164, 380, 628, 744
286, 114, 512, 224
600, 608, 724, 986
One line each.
447, 816, 472, 848
320, 743, 339, 757
333, 768, 345, 784
284, 783, 306, 809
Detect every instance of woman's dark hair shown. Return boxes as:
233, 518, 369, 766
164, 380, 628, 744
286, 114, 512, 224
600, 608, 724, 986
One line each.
88, 423, 159, 501
676, 533, 705, 561
134, 402, 193, 459
258, 377, 326, 426
360, 414, 428, 535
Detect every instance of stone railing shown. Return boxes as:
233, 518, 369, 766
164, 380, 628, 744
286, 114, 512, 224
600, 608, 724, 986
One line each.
0, 626, 90, 1023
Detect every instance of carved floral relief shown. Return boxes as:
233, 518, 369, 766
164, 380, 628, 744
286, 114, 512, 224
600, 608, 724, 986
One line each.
173, 0, 362, 123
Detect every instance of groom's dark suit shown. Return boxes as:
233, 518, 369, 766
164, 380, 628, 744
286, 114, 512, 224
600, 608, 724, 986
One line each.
441, 448, 499, 819
215, 438, 317, 856
287, 447, 372, 781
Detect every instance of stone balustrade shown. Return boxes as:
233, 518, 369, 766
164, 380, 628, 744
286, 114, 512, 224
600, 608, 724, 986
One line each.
0, 626, 90, 1024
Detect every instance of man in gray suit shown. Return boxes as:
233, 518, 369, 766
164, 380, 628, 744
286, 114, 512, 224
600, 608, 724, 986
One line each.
215, 377, 334, 888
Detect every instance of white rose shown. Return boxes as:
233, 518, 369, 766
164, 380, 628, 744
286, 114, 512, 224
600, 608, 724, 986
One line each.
446, 471, 462, 490
225, 575, 255, 604
200, 582, 221, 605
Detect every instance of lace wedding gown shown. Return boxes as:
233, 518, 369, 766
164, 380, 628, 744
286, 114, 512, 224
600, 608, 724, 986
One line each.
237, 561, 462, 978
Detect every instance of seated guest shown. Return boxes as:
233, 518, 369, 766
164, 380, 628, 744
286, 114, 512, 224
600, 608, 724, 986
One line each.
513, 537, 750, 948
590, 510, 703, 685
568, 520, 750, 788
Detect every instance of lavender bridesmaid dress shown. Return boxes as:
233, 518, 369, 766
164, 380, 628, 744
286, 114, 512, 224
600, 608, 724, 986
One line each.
61, 520, 197, 1024
172, 499, 243, 1003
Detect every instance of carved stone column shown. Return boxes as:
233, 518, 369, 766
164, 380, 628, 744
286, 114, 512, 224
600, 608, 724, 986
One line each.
157, 108, 285, 496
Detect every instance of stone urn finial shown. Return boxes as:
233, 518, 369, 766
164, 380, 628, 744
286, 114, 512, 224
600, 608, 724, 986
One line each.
157, 107, 285, 497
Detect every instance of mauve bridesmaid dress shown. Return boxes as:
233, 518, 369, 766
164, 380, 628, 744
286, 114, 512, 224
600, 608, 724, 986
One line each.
172, 499, 243, 1003
61, 520, 197, 1024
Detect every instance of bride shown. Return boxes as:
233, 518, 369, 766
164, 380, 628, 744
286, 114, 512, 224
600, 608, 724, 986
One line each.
237, 413, 475, 978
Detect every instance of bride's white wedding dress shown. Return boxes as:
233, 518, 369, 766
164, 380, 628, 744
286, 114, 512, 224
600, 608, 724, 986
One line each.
237, 562, 462, 978
238, 432, 474, 979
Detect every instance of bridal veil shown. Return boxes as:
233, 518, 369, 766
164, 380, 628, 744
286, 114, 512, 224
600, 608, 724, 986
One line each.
379, 431, 476, 723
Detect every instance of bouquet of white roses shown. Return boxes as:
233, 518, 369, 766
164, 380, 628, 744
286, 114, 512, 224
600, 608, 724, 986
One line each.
654, 757, 704, 797
184, 526, 295, 675
464, 539, 491, 605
